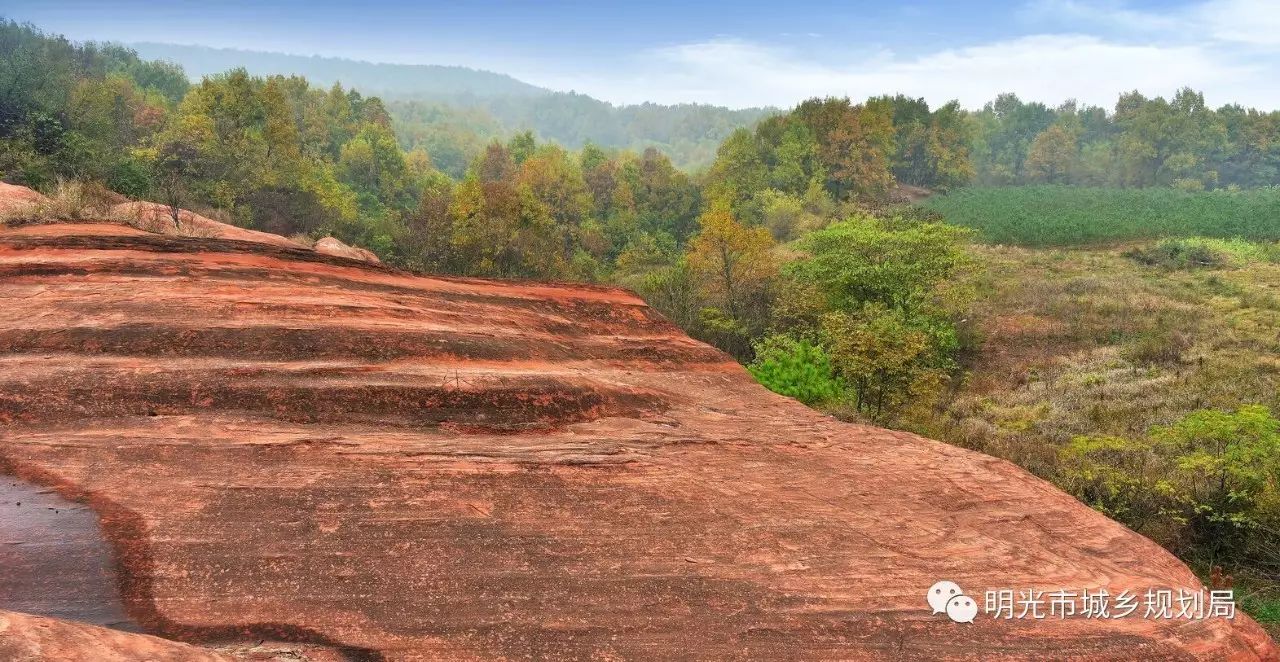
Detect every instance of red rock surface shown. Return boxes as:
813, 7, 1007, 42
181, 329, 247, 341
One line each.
108, 201, 304, 248
0, 183, 46, 215
314, 236, 382, 264
0, 222, 1275, 661
0, 610, 231, 661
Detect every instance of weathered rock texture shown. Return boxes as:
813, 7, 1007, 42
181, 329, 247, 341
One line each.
0, 183, 46, 215
108, 201, 305, 248
0, 222, 1275, 661
314, 236, 382, 264
0, 610, 230, 662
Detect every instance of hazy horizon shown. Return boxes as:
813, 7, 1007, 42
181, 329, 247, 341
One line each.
5, 0, 1280, 110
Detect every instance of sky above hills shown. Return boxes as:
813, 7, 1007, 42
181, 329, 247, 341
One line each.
6, 0, 1280, 110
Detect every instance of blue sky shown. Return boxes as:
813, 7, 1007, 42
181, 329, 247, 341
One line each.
4, 0, 1279, 109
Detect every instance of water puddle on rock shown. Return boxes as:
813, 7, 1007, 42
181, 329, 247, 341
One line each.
0, 475, 139, 631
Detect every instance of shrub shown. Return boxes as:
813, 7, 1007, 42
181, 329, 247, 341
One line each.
1125, 239, 1227, 269
780, 215, 973, 421
107, 156, 153, 198
0, 178, 104, 224
1059, 434, 1170, 529
821, 304, 953, 421
1153, 405, 1280, 562
1060, 405, 1280, 567
1125, 237, 1280, 270
695, 307, 754, 361
748, 334, 842, 405
1121, 327, 1193, 366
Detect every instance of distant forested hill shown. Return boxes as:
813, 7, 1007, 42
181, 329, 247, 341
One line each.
129, 42, 772, 172
130, 42, 548, 99
389, 96, 772, 176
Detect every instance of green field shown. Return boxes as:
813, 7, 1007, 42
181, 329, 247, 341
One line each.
923, 186, 1280, 246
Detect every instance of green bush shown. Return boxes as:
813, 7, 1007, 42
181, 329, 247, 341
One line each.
748, 334, 842, 406
778, 215, 973, 421
1242, 594, 1280, 625
1060, 405, 1280, 567
1125, 239, 1227, 269
1125, 237, 1280, 269
107, 156, 154, 199
821, 305, 954, 421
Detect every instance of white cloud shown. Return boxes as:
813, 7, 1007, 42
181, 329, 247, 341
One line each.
520, 33, 1275, 111
1196, 0, 1280, 47
1028, 0, 1280, 48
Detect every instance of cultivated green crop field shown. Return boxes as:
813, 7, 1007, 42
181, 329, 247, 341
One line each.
923, 186, 1280, 246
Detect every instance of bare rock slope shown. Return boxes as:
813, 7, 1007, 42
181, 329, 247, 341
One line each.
0, 610, 231, 662
0, 183, 46, 215
0, 222, 1275, 660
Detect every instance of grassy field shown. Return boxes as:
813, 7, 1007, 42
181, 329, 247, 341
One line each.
922, 186, 1280, 246
905, 239, 1280, 632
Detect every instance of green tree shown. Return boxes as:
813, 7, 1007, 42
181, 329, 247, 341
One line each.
783, 216, 974, 420
687, 202, 777, 321
1025, 124, 1079, 184
821, 304, 950, 421
787, 216, 973, 315
704, 128, 768, 222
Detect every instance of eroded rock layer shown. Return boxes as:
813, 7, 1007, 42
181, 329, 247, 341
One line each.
0, 223, 1275, 661
0, 610, 230, 662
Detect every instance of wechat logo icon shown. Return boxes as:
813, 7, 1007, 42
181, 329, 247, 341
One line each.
927, 580, 977, 623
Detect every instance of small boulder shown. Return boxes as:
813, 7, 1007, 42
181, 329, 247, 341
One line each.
108, 201, 302, 248
314, 236, 381, 264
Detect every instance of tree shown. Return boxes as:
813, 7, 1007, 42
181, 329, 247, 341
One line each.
1025, 125, 1079, 183
822, 102, 895, 201
783, 216, 975, 420
924, 101, 974, 190
507, 130, 537, 164
627, 147, 700, 243
684, 202, 778, 357
402, 173, 455, 271
152, 134, 201, 228
787, 216, 973, 316
822, 304, 948, 421
449, 173, 519, 276
517, 144, 591, 251
686, 203, 777, 320
260, 77, 302, 181
703, 128, 768, 222
338, 123, 409, 207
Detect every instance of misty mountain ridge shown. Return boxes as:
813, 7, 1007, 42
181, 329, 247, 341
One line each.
130, 42, 551, 100
129, 42, 773, 171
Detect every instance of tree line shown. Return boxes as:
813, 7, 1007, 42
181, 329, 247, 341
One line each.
7, 21, 1280, 423
971, 90, 1280, 191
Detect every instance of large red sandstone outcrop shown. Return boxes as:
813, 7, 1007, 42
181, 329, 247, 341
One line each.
0, 222, 1275, 660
